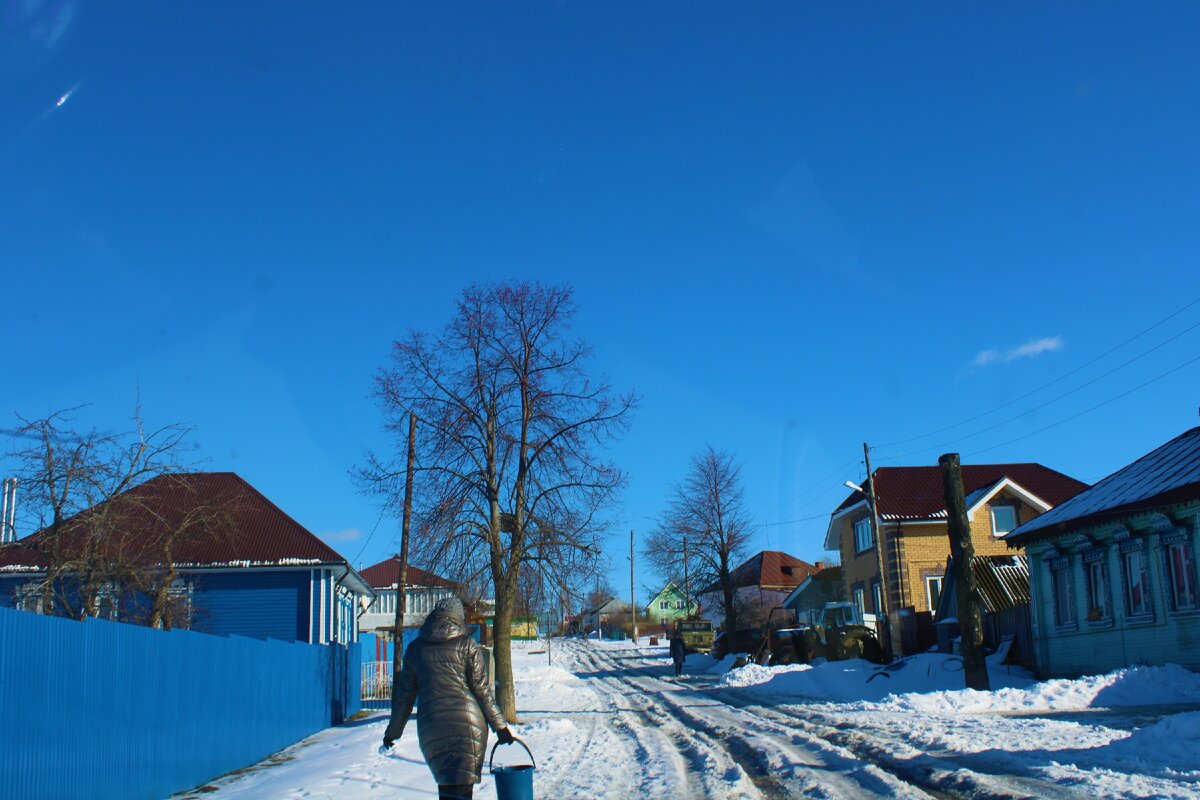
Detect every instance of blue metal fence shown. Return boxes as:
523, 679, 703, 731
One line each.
0, 605, 361, 800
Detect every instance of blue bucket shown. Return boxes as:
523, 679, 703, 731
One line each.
489, 737, 536, 800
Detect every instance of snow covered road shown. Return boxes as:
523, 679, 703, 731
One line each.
182, 639, 1200, 800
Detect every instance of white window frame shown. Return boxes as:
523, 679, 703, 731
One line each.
852, 587, 866, 616
990, 504, 1018, 537
1121, 547, 1152, 619
1050, 558, 1076, 627
925, 575, 943, 611
1084, 555, 1110, 622
853, 518, 874, 554
1164, 538, 1198, 612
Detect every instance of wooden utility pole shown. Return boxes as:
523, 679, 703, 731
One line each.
863, 443, 893, 662
939, 452, 990, 690
392, 413, 417, 687
630, 529, 638, 642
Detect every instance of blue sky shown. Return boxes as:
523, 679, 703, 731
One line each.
3, 3, 1199, 601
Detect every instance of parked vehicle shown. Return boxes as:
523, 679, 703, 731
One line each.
711, 627, 762, 661
756, 603, 882, 665
675, 619, 715, 654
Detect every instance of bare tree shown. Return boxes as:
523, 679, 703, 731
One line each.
5, 404, 204, 624
361, 281, 634, 721
643, 446, 752, 635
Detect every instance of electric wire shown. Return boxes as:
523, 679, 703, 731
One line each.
884, 315, 1200, 461
875, 294, 1200, 451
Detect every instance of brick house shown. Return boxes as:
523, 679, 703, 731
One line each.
824, 464, 1088, 619
1006, 427, 1200, 676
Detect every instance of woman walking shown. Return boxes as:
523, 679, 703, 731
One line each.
383, 598, 514, 800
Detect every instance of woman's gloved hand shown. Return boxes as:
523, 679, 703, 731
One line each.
496, 727, 515, 745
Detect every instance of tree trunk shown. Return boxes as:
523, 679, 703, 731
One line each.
492, 577, 517, 722
939, 452, 990, 691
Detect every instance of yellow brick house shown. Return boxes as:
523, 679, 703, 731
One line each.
824, 463, 1088, 619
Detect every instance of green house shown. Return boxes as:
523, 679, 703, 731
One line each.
644, 583, 696, 632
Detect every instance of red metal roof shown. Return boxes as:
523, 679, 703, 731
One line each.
0, 472, 350, 571
359, 558, 458, 590
833, 463, 1088, 522
701, 550, 819, 594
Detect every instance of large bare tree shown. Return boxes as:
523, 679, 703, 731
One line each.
362, 281, 634, 721
643, 446, 752, 635
4, 404, 209, 625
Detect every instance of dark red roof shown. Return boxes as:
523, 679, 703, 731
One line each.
359, 559, 458, 590
700, 550, 819, 594
0, 472, 350, 571
833, 463, 1088, 521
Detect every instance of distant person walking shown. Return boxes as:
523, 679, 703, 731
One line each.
383, 598, 515, 800
669, 631, 686, 677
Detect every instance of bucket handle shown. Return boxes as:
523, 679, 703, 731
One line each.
489, 736, 536, 772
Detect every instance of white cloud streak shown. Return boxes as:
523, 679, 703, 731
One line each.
972, 336, 1064, 368
320, 528, 363, 543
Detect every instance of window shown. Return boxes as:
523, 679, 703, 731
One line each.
852, 587, 866, 616
991, 505, 1018, 537
1164, 539, 1198, 611
1050, 558, 1075, 626
660, 601, 669, 610
853, 517, 874, 553
925, 576, 943, 611
1084, 556, 1110, 621
871, 580, 883, 615
1122, 548, 1151, 618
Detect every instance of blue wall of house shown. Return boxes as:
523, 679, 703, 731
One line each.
191, 569, 310, 642
1028, 501, 1200, 677
0, 568, 365, 645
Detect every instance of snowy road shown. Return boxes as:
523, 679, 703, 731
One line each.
184, 639, 1200, 800
557, 638, 930, 799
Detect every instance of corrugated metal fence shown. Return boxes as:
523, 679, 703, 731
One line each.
0, 605, 361, 800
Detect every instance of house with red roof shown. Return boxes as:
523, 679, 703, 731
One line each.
1006, 427, 1200, 676
696, 550, 820, 630
0, 472, 372, 644
357, 558, 460, 634
824, 463, 1088, 621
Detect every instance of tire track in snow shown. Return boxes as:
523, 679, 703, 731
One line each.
568, 643, 760, 799
567, 641, 929, 800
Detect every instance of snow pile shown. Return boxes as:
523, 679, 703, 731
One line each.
872, 663, 1200, 714
1100, 711, 1200, 780
717, 653, 1034, 701
718, 662, 811, 686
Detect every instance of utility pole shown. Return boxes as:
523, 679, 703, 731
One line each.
629, 529, 638, 643
392, 413, 417, 690
863, 442, 892, 661
939, 452, 990, 691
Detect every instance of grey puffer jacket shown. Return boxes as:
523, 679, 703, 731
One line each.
384, 601, 507, 785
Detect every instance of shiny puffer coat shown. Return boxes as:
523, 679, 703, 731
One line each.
384, 603, 507, 785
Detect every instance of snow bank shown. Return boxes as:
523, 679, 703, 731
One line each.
1099, 711, 1200, 780
717, 653, 1033, 701
873, 663, 1200, 714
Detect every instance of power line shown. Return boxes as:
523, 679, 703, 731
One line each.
352, 503, 391, 568
965, 351, 1200, 457
875, 294, 1200, 450
886, 314, 1200, 461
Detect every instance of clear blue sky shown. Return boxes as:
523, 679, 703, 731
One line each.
4, 3, 1199, 601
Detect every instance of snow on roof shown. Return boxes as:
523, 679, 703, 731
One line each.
1007, 426, 1200, 545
